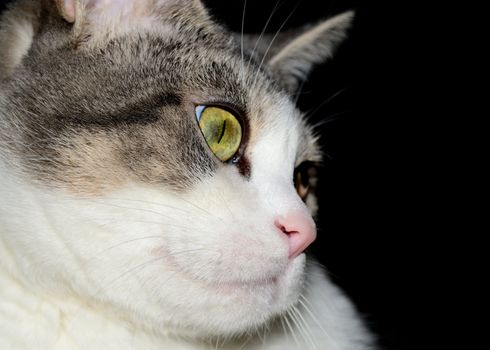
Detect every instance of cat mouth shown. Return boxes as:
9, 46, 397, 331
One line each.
205, 276, 280, 295
182, 265, 285, 296
152, 245, 301, 296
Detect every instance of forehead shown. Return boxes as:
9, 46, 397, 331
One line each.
19, 30, 282, 127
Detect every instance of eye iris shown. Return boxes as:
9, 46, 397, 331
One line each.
198, 106, 242, 162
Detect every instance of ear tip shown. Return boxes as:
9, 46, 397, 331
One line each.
332, 10, 356, 28
343, 9, 356, 18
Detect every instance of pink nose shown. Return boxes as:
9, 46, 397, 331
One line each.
275, 212, 317, 259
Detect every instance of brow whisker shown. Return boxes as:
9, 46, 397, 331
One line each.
310, 110, 350, 131
303, 88, 347, 120
246, 0, 283, 70
240, 0, 248, 81
251, 0, 302, 91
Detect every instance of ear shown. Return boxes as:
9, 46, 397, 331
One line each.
265, 11, 354, 93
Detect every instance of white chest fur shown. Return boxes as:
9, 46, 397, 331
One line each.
0, 264, 372, 350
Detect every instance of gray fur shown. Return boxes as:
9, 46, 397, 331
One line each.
0, 0, 348, 197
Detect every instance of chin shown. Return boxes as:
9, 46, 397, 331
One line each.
154, 254, 308, 339
184, 254, 306, 337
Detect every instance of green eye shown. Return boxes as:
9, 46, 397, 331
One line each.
196, 106, 242, 162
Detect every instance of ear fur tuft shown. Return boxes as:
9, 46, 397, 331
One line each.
50, 0, 207, 46
55, 0, 76, 23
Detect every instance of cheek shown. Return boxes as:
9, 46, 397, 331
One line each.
25, 175, 312, 336
157, 167, 314, 277
156, 179, 290, 283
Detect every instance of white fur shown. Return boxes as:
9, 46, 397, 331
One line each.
0, 78, 372, 350
71, 0, 187, 44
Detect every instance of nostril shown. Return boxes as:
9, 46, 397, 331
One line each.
275, 212, 317, 259
276, 223, 289, 234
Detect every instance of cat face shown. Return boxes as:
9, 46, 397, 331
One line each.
0, 0, 352, 339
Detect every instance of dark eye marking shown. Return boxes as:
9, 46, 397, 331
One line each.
54, 92, 181, 127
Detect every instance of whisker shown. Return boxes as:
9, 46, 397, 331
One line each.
288, 309, 310, 349
298, 295, 337, 347
96, 218, 216, 234
246, 0, 283, 70
291, 305, 318, 350
310, 110, 349, 131
61, 191, 223, 225
212, 187, 235, 221
93, 235, 164, 255
280, 315, 290, 342
81, 201, 224, 231
294, 77, 308, 105
236, 333, 253, 350
81, 200, 177, 220
240, 0, 248, 81
255, 323, 267, 348
159, 255, 220, 288
102, 197, 199, 216
94, 256, 164, 297
251, 0, 302, 91
93, 239, 211, 262
262, 324, 269, 348
303, 88, 347, 120
283, 311, 301, 348
170, 195, 226, 223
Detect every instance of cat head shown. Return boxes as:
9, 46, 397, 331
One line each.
0, 0, 353, 339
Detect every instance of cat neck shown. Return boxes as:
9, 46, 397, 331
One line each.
0, 165, 166, 349
0, 267, 292, 350
0, 268, 176, 349
0, 168, 179, 349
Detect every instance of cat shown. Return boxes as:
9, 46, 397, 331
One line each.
0, 0, 375, 349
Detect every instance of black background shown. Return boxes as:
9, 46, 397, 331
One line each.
0, 1, 428, 349
205, 2, 426, 349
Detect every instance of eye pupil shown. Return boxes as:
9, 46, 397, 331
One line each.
218, 120, 226, 143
